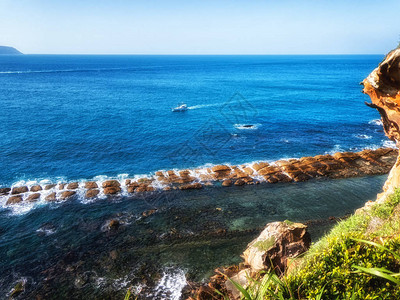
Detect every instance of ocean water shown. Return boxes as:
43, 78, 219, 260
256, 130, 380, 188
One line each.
0, 54, 390, 186
0, 55, 393, 298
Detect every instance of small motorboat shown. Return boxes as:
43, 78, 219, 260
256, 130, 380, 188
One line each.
172, 103, 188, 112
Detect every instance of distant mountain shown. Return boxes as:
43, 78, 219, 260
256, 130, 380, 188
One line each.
0, 46, 22, 55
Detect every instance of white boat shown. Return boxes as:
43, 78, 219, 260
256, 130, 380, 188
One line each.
172, 103, 188, 112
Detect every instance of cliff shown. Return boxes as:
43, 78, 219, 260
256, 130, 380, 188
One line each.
362, 47, 400, 202
0, 46, 22, 55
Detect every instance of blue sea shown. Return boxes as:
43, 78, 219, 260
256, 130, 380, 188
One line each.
0, 55, 393, 299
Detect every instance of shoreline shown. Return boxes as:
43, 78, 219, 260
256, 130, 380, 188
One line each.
0, 147, 397, 208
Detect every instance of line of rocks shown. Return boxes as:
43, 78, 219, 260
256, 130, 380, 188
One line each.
0, 147, 397, 206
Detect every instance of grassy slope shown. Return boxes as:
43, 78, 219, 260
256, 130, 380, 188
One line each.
241, 190, 400, 299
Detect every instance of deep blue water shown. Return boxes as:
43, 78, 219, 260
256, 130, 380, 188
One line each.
0, 55, 393, 299
0, 55, 389, 186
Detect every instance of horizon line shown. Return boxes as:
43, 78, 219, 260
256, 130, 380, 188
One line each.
19, 53, 385, 56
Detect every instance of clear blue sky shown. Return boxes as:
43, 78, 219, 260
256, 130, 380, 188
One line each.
1, 0, 399, 54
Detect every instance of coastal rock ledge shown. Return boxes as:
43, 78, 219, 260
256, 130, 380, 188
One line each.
0, 148, 397, 205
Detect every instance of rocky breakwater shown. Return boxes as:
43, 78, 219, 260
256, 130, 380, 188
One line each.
187, 221, 311, 300
0, 148, 397, 206
363, 47, 400, 202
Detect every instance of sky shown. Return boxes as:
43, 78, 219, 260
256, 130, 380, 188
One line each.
0, 0, 399, 55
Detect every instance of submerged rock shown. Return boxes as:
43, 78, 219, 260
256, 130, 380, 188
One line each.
179, 182, 203, 190
222, 179, 232, 187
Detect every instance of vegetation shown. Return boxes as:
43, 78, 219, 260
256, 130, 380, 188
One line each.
223, 189, 400, 299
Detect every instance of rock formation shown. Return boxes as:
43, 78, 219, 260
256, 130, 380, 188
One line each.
0, 148, 397, 205
188, 221, 311, 300
362, 47, 400, 202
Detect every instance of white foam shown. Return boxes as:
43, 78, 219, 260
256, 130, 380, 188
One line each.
354, 134, 372, 140
369, 119, 383, 126
151, 268, 187, 300
234, 123, 261, 130
187, 103, 223, 110
382, 140, 397, 148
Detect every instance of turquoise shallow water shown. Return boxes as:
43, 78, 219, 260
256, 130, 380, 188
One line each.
0, 175, 387, 298
0, 55, 392, 298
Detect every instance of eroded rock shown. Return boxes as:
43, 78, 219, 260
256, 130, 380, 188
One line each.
0, 187, 10, 195
85, 181, 98, 189
30, 185, 42, 192
11, 186, 28, 194
60, 191, 76, 199
26, 193, 40, 202
85, 189, 99, 198
6, 195, 23, 205
242, 221, 311, 275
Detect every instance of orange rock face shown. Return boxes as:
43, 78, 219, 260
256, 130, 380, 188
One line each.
362, 47, 400, 201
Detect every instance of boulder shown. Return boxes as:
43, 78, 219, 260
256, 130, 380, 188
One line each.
0, 187, 11, 195
60, 191, 76, 199
44, 184, 56, 190
30, 185, 42, 192
85, 181, 98, 189
58, 183, 66, 190
234, 179, 245, 186
242, 221, 311, 275
45, 192, 57, 201
26, 193, 40, 202
252, 162, 269, 172
211, 165, 231, 172
103, 187, 121, 195
67, 182, 79, 190
135, 184, 155, 192
11, 186, 28, 194
85, 189, 99, 198
179, 183, 203, 190
222, 179, 232, 187
6, 195, 23, 205
102, 180, 121, 188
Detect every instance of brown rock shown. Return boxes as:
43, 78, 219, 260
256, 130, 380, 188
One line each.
179, 183, 203, 190
109, 219, 120, 229
234, 179, 245, 186
0, 187, 11, 195
45, 192, 57, 201
85, 189, 99, 198
103, 187, 121, 195
85, 181, 98, 189
222, 179, 232, 187
67, 182, 79, 190
44, 184, 56, 190
60, 191, 76, 199
252, 162, 269, 172
27, 193, 41, 202
163, 186, 172, 191
125, 179, 131, 186
142, 209, 157, 217
155, 171, 164, 176
30, 185, 42, 192
127, 185, 136, 193
102, 180, 121, 188
135, 184, 155, 192
11, 186, 28, 195
6, 195, 23, 205
243, 221, 311, 275
58, 183, 66, 190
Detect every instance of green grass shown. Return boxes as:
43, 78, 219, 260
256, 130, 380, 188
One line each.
220, 189, 400, 299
